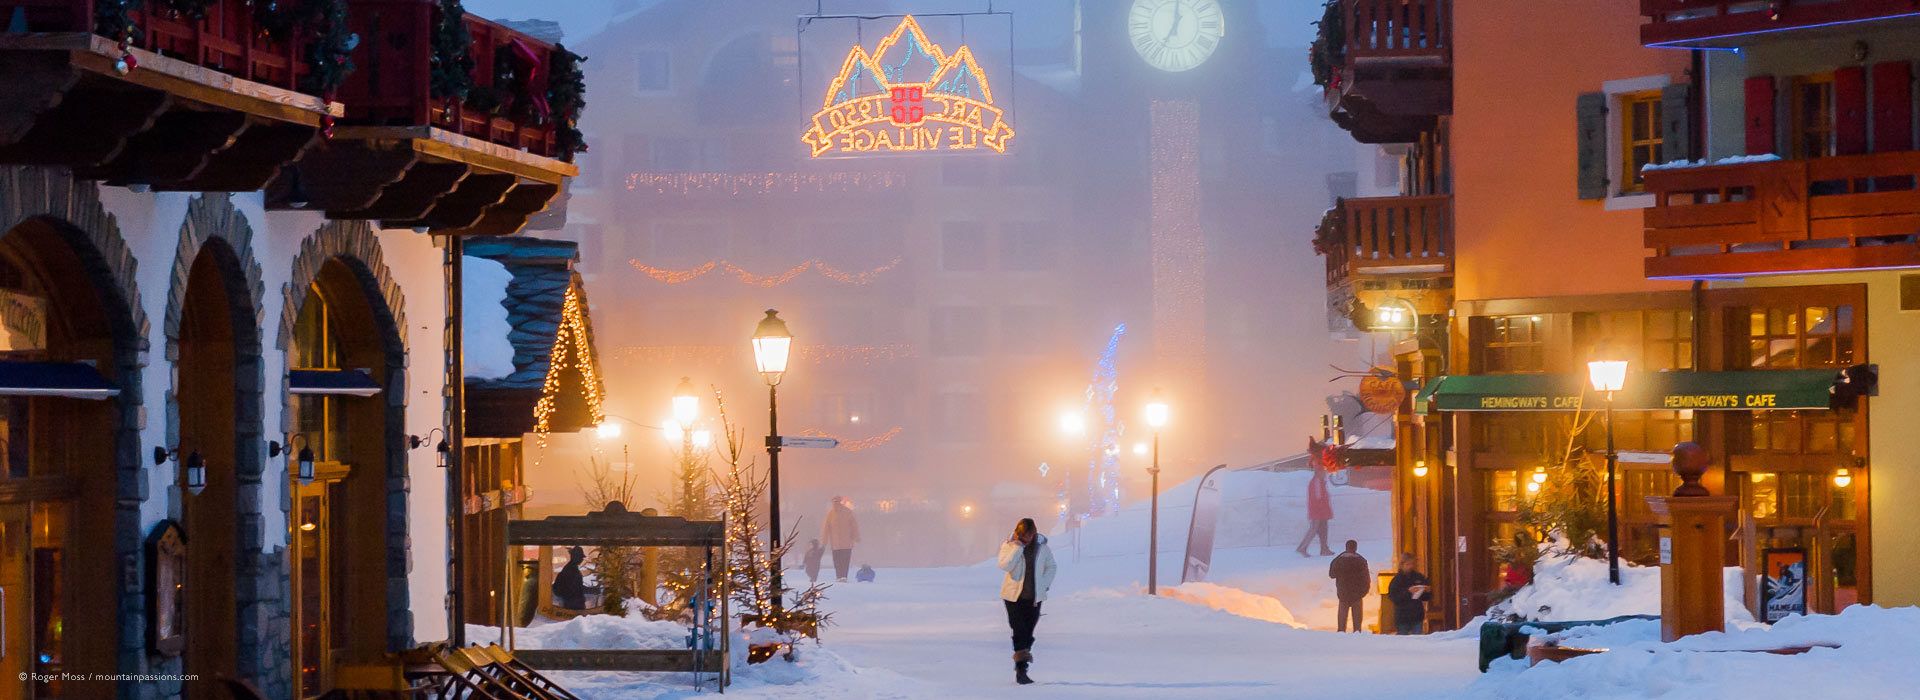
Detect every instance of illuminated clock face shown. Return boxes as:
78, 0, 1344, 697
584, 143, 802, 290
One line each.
1129, 0, 1225, 73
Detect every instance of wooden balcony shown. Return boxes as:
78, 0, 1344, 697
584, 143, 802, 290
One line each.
1316, 195, 1454, 327
1642, 151, 1920, 279
1318, 0, 1451, 144
264, 0, 581, 235
1640, 0, 1920, 49
0, 0, 339, 190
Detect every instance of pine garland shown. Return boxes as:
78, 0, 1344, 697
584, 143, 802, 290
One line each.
298, 0, 355, 97
93, 0, 142, 45
548, 44, 588, 161
251, 0, 297, 40
1310, 0, 1344, 89
430, 0, 476, 102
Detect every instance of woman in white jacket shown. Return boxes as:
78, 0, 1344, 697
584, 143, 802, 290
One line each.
998, 517, 1057, 685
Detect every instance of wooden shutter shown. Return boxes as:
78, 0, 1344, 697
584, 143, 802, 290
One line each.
1836, 66, 1867, 155
1661, 82, 1692, 163
1872, 61, 1913, 153
1576, 91, 1608, 200
1745, 75, 1776, 156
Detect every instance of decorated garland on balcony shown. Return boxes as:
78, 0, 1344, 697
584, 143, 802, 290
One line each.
251, 0, 298, 40
462, 48, 514, 115
161, 0, 216, 21
298, 0, 356, 98
430, 0, 477, 102
93, 0, 142, 73
548, 44, 587, 161
1309, 0, 1344, 89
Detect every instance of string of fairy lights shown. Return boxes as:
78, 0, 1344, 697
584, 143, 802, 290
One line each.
623, 171, 909, 196
532, 284, 607, 450
629, 257, 904, 286
798, 426, 903, 452
1149, 100, 1207, 388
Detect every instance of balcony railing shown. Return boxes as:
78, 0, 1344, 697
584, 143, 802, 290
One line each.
1642, 151, 1920, 278
0, 0, 316, 90
1314, 0, 1450, 144
1640, 0, 1920, 48
1318, 194, 1453, 287
339, 0, 561, 158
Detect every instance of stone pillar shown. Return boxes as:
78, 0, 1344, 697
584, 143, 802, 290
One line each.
1646, 442, 1737, 643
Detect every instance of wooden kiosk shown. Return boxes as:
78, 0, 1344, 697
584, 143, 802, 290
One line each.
504, 502, 730, 690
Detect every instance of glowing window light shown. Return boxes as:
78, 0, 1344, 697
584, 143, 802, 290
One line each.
802, 15, 1015, 157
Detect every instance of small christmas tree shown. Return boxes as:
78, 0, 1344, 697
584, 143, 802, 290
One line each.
710, 388, 829, 659
576, 452, 638, 617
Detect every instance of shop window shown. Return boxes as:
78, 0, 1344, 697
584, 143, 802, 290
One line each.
1622, 469, 1678, 518
1749, 472, 1779, 520
1645, 310, 1693, 371
1619, 90, 1663, 194
1734, 410, 1853, 456
1831, 477, 1857, 521
1473, 414, 1547, 453
1481, 316, 1544, 374
1740, 305, 1854, 369
1489, 470, 1519, 512
292, 286, 344, 461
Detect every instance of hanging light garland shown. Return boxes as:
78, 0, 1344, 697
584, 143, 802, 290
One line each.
624, 171, 909, 196
797, 426, 902, 452
628, 258, 903, 287
532, 283, 607, 447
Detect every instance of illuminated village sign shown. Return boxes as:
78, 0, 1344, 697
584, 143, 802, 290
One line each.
803, 15, 1016, 158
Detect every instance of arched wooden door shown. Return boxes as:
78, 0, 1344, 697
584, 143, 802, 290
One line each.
0, 219, 133, 700
177, 240, 255, 699
288, 258, 398, 698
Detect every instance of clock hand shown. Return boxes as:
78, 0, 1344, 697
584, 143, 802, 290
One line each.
1165, 3, 1184, 42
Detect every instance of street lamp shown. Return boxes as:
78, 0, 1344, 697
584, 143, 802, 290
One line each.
1145, 388, 1169, 595
1059, 411, 1086, 436
1587, 352, 1628, 586
673, 376, 699, 425
752, 309, 793, 614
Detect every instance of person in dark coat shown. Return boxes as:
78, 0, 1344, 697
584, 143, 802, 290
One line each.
1327, 540, 1370, 632
553, 545, 588, 610
1386, 552, 1431, 635
804, 539, 826, 583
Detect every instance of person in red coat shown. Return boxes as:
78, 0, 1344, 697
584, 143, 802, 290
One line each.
1296, 441, 1336, 557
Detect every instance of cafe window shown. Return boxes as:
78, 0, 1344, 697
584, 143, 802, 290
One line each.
1623, 469, 1679, 518
1740, 305, 1854, 369
1489, 470, 1519, 512
1588, 410, 1694, 453
1734, 409, 1854, 455
1481, 315, 1544, 374
292, 285, 345, 461
1645, 310, 1692, 371
1746, 471, 1836, 522
1473, 414, 1547, 453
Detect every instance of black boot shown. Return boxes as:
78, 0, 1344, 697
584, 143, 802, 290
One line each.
1015, 661, 1033, 685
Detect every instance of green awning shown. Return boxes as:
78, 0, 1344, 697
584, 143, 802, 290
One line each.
1416, 369, 1839, 413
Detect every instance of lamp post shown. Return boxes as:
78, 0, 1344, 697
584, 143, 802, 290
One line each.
751, 310, 793, 614
1587, 355, 1628, 585
1145, 388, 1169, 595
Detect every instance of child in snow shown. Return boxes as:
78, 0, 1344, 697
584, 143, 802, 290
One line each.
998, 518, 1057, 686
856, 564, 875, 582
804, 539, 826, 582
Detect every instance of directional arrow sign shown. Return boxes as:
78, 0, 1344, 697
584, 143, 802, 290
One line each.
770, 436, 839, 449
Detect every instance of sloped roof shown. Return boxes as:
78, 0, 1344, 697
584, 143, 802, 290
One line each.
463, 236, 606, 438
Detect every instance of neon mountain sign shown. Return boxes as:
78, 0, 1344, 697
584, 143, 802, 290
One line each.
803, 15, 1016, 157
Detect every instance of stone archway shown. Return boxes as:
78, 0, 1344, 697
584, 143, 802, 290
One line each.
276, 221, 415, 669
162, 193, 268, 693
0, 166, 151, 686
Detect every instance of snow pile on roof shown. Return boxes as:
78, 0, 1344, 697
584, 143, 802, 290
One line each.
1640, 153, 1782, 172
1466, 605, 1920, 700
1161, 582, 1307, 629
1489, 551, 1751, 624
462, 255, 515, 381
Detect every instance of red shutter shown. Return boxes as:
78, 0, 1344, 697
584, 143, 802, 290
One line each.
1745, 75, 1776, 156
1836, 66, 1867, 155
1872, 61, 1913, 153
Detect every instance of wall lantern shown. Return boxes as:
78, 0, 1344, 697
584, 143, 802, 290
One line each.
269, 436, 316, 485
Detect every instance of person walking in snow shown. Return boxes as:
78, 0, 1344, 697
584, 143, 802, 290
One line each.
1296, 448, 1335, 557
823, 496, 861, 582
999, 517, 1057, 686
1386, 552, 1432, 635
1328, 540, 1370, 632
804, 539, 826, 583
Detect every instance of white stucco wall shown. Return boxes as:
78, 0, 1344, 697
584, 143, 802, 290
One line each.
91, 186, 453, 643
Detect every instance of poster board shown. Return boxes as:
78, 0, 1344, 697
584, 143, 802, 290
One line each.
1760, 547, 1807, 623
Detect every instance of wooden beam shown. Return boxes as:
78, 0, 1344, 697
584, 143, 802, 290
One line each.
78, 108, 251, 185
154, 120, 319, 192
270, 143, 418, 212
443, 182, 561, 238
334, 162, 472, 221
1646, 242, 1920, 279
0, 78, 169, 167
0, 51, 81, 145
332, 126, 578, 184
393, 173, 517, 230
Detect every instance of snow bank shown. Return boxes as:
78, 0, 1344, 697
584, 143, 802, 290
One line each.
1060, 469, 1389, 558
462, 255, 515, 381
1491, 553, 1752, 624
1160, 582, 1307, 629
1463, 605, 1920, 700
467, 615, 689, 651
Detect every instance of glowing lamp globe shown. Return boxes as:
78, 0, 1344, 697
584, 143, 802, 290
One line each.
1531, 466, 1548, 484
672, 376, 699, 424
1587, 359, 1628, 393
1413, 460, 1429, 478
1059, 412, 1086, 436
596, 421, 622, 440
663, 420, 684, 444
692, 429, 713, 450
751, 310, 793, 386
1145, 388, 1169, 430
1834, 467, 1852, 488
